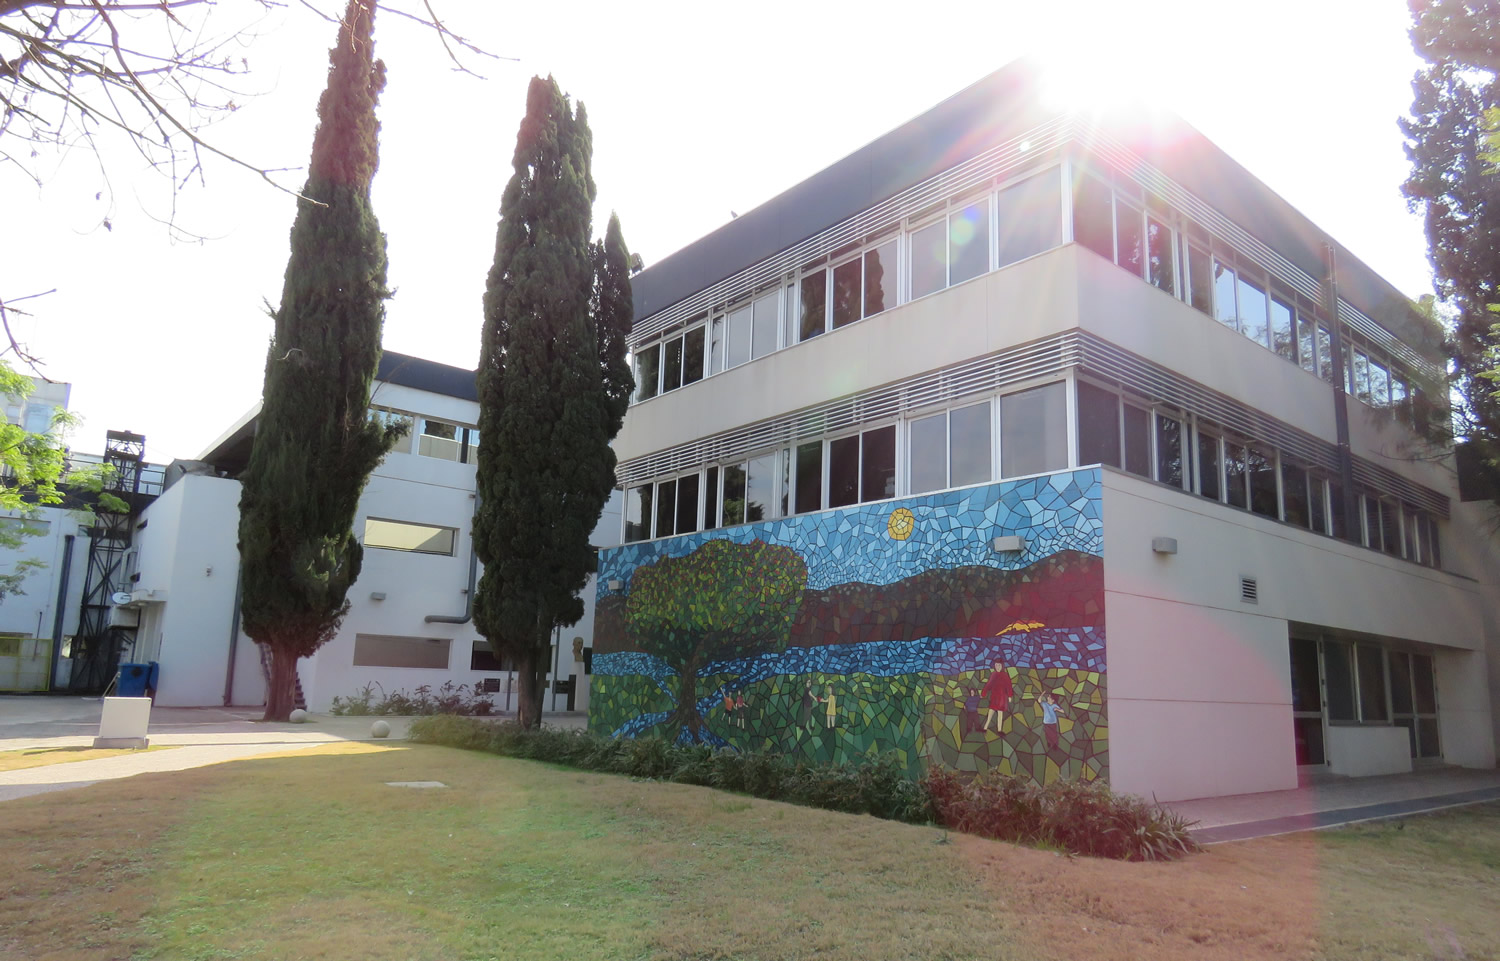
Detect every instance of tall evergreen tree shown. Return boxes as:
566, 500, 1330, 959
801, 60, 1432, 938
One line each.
1402, 0, 1500, 500
238, 0, 404, 721
474, 76, 633, 729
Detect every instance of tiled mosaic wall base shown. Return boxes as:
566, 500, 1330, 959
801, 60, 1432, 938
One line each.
922, 669, 1107, 784
588, 666, 1106, 781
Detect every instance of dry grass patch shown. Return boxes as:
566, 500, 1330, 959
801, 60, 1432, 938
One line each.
0, 744, 177, 773
1, 743, 1497, 961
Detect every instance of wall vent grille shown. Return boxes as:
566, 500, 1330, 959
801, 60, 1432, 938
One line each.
1239, 577, 1259, 604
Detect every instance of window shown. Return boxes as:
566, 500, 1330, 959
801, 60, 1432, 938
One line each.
1281, 461, 1310, 529
1237, 276, 1270, 348
370, 406, 415, 453
1223, 438, 1249, 509
1146, 216, 1176, 294
800, 269, 829, 341
1356, 645, 1389, 722
353, 634, 451, 669
417, 418, 478, 463
1123, 405, 1152, 478
1115, 200, 1144, 277
1187, 244, 1213, 314
638, 321, 707, 400
1368, 357, 1390, 408
1324, 641, 1356, 722
1270, 296, 1296, 363
1000, 382, 1067, 477
636, 344, 660, 401
909, 401, 993, 495
471, 640, 514, 672
1196, 429, 1221, 502
364, 518, 457, 555
1297, 313, 1318, 374
23, 406, 51, 434
949, 202, 990, 285
1213, 260, 1238, 330
995, 168, 1063, 268
1072, 173, 1114, 262
0, 516, 50, 536
1317, 326, 1337, 385
624, 485, 652, 542
1156, 413, 1185, 489
1248, 446, 1278, 519
909, 220, 946, 300
1076, 381, 1120, 469
794, 441, 822, 514
1353, 350, 1372, 405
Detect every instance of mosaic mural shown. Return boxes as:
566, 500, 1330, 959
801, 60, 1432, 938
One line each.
591, 468, 1107, 785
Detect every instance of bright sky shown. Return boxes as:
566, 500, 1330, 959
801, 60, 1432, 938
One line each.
3, 0, 1429, 465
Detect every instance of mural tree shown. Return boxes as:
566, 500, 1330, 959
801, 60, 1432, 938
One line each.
625, 540, 807, 740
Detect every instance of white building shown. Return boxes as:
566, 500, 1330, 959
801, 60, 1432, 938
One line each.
123, 352, 612, 712
586, 61, 1498, 801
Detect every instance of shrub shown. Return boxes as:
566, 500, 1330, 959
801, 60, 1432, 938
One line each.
923, 767, 1198, 861
330, 681, 495, 717
407, 717, 1197, 861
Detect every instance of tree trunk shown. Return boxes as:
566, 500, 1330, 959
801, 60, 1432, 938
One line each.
514, 644, 545, 730
264, 646, 298, 722
670, 654, 704, 741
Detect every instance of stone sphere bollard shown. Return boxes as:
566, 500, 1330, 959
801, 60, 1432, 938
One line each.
288, 709, 309, 723
371, 719, 391, 739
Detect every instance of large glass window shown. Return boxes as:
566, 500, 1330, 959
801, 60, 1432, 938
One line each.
1368, 358, 1390, 408
1297, 313, 1318, 374
655, 478, 677, 538
794, 441, 822, 514
1000, 382, 1067, 477
1146, 217, 1176, 294
1076, 381, 1121, 469
1187, 245, 1213, 314
995, 169, 1062, 268
636, 344, 660, 401
722, 463, 747, 527
1270, 296, 1295, 362
949, 201, 990, 285
908, 412, 946, 495
1324, 641, 1356, 722
1318, 326, 1337, 385
1237, 276, 1270, 348
1072, 173, 1114, 262
1353, 350, 1372, 405
417, 418, 467, 462
1356, 645, 1389, 722
1123, 405, 1151, 477
752, 293, 778, 358
1224, 439, 1249, 509
727, 303, 753, 368
861, 426, 897, 502
1197, 430, 1221, 502
828, 435, 859, 508
1115, 201, 1144, 277
364, 518, 457, 555
909, 220, 947, 300
675, 473, 700, 537
353, 634, 450, 669
1248, 447, 1278, 519
1156, 414, 1184, 489
1282, 461, 1310, 529
949, 403, 992, 487
864, 239, 897, 317
624, 485, 652, 542
1213, 260, 1238, 330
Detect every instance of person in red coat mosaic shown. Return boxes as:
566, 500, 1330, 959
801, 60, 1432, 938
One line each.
980, 659, 1014, 733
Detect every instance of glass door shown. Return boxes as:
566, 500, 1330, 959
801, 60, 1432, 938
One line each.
1289, 636, 1326, 766
1389, 651, 1442, 760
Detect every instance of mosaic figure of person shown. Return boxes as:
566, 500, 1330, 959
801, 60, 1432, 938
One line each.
822, 683, 837, 729
963, 687, 984, 734
1039, 690, 1067, 752
734, 692, 748, 729
800, 682, 819, 731
722, 689, 735, 725
980, 659, 1014, 733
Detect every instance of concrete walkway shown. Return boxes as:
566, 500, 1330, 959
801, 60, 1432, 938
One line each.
0, 695, 586, 803
1170, 766, 1500, 843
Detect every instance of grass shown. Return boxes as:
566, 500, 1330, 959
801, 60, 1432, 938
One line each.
0, 744, 176, 773
0, 743, 1496, 961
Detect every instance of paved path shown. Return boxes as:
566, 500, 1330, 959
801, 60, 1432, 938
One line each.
1171, 767, 1500, 843
0, 695, 588, 803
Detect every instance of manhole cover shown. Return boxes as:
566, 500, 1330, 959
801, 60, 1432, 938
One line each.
384, 781, 446, 789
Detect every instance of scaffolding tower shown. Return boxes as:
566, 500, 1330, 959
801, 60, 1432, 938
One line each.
68, 430, 147, 694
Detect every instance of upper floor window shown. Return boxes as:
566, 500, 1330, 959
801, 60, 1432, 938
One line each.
417, 417, 479, 464
910, 196, 991, 300
364, 517, 457, 555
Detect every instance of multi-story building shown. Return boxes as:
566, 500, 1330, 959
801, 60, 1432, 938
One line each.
588, 61, 1497, 801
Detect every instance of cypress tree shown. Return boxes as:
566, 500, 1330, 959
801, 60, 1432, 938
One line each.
474, 76, 633, 729
1402, 0, 1500, 499
237, 0, 403, 721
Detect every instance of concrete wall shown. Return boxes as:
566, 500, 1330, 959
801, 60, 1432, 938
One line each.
0, 505, 89, 651
1445, 499, 1500, 761
1102, 469, 1494, 802
132, 474, 255, 707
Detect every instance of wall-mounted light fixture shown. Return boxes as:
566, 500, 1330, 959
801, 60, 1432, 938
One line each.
369, 591, 387, 601
607, 579, 624, 591
1151, 537, 1178, 555
991, 535, 1024, 553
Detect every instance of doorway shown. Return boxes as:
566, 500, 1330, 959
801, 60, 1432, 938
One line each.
1289, 636, 1325, 766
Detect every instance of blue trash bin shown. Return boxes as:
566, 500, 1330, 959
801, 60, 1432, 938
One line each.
116, 663, 150, 697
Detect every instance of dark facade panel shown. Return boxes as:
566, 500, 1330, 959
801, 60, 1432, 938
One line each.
376, 351, 478, 402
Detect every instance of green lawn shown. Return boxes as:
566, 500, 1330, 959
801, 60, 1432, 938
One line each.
1, 742, 1496, 961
